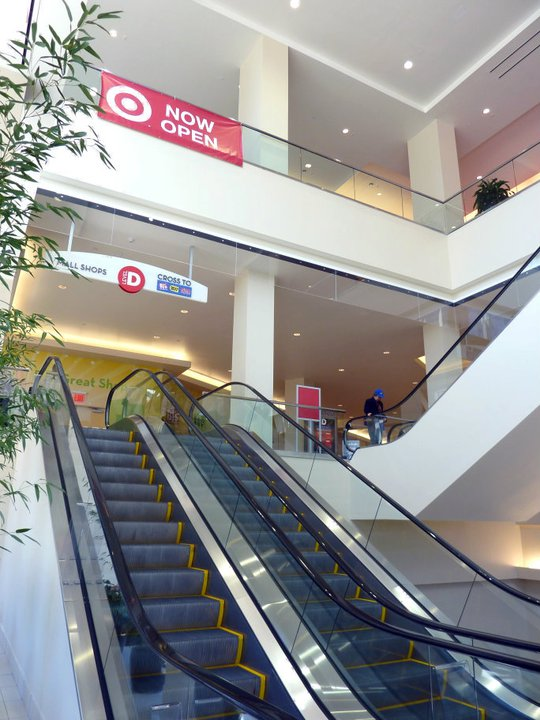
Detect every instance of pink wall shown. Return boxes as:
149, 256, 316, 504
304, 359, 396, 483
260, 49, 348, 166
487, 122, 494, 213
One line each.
459, 103, 540, 190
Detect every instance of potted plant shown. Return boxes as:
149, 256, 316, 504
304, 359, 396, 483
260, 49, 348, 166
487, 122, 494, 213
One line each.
473, 178, 512, 213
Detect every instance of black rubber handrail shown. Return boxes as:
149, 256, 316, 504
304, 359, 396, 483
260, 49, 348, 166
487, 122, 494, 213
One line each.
197, 378, 540, 614
345, 242, 540, 446
33, 357, 301, 720
105, 367, 540, 664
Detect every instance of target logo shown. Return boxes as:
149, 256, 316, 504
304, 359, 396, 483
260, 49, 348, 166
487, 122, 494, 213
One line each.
118, 266, 145, 293
105, 85, 152, 123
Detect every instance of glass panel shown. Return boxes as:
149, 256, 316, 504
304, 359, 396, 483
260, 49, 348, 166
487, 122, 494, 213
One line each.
513, 142, 540, 192
300, 150, 355, 197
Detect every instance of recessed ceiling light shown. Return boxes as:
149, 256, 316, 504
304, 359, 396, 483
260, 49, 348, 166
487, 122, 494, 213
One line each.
376, 192, 382, 196
290, 0, 300, 7
180, 309, 189, 314
304, 163, 312, 169
477, 175, 483, 180
338, 368, 345, 372
109, 29, 118, 38
383, 351, 390, 355
403, 60, 414, 70
57, 284, 67, 290
293, 332, 301, 337
482, 108, 490, 115
335, 158, 342, 163
337, 404, 343, 407
342, 128, 349, 134
153, 335, 160, 339
228, 292, 235, 297
412, 381, 418, 385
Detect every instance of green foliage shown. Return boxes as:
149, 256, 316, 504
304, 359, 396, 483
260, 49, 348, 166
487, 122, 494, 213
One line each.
0, 1, 120, 547
473, 177, 512, 214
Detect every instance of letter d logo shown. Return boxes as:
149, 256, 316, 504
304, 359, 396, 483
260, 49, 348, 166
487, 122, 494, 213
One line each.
118, 265, 145, 293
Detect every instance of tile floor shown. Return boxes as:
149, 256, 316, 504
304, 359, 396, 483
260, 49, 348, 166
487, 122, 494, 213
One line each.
0, 652, 28, 720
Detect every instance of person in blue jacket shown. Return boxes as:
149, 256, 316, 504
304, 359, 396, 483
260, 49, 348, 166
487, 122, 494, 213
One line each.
364, 388, 385, 445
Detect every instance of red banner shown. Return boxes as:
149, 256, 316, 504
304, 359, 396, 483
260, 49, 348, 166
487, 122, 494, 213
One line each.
98, 71, 243, 166
296, 385, 321, 422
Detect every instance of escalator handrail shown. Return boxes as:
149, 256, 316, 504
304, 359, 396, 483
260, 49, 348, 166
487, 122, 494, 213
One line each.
33, 356, 301, 720
196, 378, 540, 612
345, 242, 540, 438
104, 367, 540, 662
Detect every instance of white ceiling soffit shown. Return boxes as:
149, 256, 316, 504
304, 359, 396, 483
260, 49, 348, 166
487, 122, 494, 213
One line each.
193, 0, 540, 111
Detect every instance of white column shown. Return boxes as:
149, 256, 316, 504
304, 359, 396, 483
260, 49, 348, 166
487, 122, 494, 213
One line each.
239, 36, 289, 172
407, 119, 464, 230
423, 315, 463, 406
232, 270, 274, 398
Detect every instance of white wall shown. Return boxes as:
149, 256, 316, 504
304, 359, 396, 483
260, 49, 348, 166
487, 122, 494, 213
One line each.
0, 441, 80, 720
350, 287, 540, 522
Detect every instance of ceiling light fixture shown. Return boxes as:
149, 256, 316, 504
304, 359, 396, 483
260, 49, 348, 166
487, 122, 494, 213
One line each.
482, 108, 490, 115
477, 175, 483, 180
293, 332, 301, 337
180, 309, 189, 314
383, 351, 390, 355
304, 163, 312, 169
153, 335, 160, 339
376, 192, 382, 196
342, 128, 349, 134
228, 292, 235, 296
57, 284, 67, 290
290, 0, 300, 8
338, 368, 345, 372
403, 60, 414, 70
109, 29, 118, 38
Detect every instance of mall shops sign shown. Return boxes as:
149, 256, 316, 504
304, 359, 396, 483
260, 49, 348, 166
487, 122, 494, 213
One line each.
55, 252, 208, 302
99, 71, 243, 166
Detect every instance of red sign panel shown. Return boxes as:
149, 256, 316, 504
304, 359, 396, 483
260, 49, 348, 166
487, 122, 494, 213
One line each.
72, 392, 86, 404
118, 265, 145, 293
296, 385, 321, 422
99, 71, 243, 166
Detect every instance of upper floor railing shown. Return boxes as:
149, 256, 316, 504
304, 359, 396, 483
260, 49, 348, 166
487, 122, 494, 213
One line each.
242, 124, 540, 235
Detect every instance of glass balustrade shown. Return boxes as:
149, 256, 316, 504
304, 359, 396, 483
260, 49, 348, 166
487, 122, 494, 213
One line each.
241, 124, 540, 234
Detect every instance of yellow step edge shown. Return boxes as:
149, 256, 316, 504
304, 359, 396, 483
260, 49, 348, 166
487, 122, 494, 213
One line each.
156, 484, 163, 502
187, 543, 195, 567
165, 501, 173, 522
128, 431, 134, 442
236, 663, 267, 699
134, 441, 141, 455
443, 697, 486, 720
314, 541, 320, 551
406, 640, 414, 659
377, 696, 442, 712
296, 522, 303, 532
333, 563, 340, 574
346, 657, 432, 671
204, 594, 225, 626
141, 454, 148, 469
281, 505, 287, 514
220, 627, 244, 665
175, 522, 183, 544
191, 566, 209, 595
380, 605, 387, 622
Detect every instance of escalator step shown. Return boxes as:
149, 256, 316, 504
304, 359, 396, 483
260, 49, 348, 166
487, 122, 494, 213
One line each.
132, 567, 205, 598
95, 466, 153, 484
347, 658, 438, 708
92, 451, 145, 468
86, 438, 139, 455
114, 520, 181, 545
142, 595, 222, 630
101, 482, 159, 502
161, 628, 242, 667
328, 629, 413, 665
123, 543, 192, 569
107, 500, 172, 522
84, 427, 131, 442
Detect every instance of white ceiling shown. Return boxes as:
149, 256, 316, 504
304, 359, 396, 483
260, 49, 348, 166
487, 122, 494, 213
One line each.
89, 0, 540, 176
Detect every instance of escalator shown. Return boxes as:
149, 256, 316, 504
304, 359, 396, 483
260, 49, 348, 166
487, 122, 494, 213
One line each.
71, 363, 540, 718
342, 245, 540, 517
